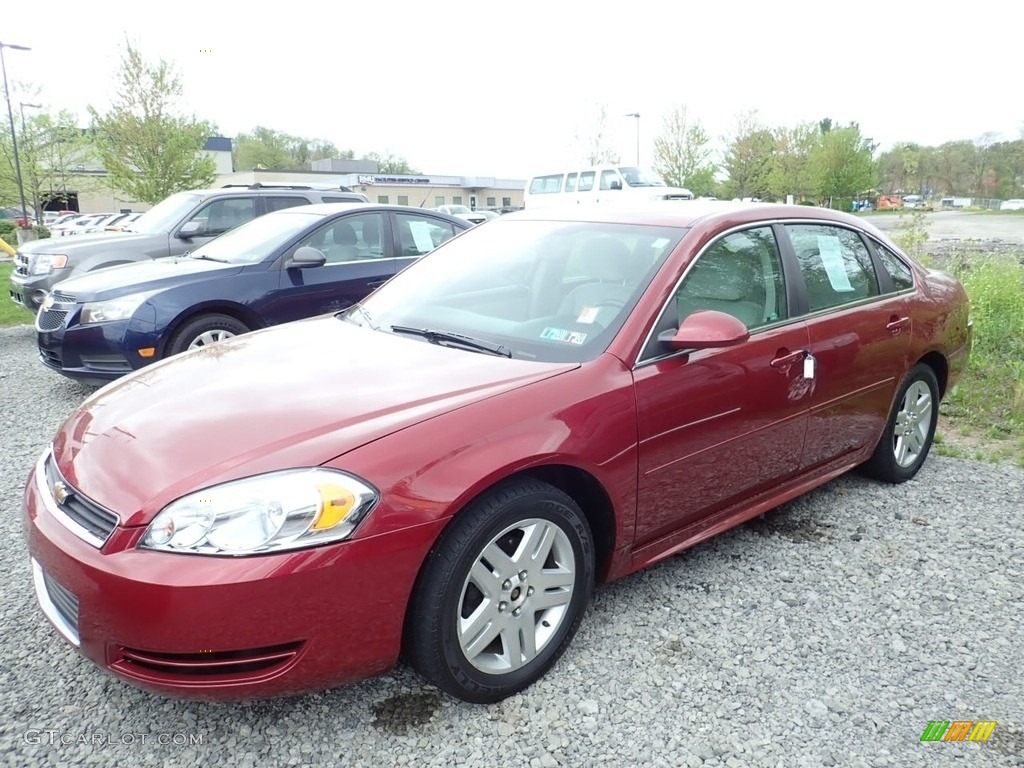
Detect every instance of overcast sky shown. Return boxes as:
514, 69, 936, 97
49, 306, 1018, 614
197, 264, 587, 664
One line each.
3, 1, 1020, 180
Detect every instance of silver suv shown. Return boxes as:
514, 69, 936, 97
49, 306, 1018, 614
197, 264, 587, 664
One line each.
9, 184, 368, 312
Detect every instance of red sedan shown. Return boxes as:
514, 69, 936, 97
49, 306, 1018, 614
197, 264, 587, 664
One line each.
23, 202, 971, 703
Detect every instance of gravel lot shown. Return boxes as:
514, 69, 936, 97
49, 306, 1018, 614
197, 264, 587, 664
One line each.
1, 315, 1023, 767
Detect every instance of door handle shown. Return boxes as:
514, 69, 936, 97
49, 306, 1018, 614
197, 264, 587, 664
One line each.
886, 316, 911, 334
367, 279, 388, 288
770, 349, 806, 371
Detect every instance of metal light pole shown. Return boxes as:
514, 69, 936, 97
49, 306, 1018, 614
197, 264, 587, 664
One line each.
1, 41, 32, 238
20, 102, 43, 225
625, 113, 640, 165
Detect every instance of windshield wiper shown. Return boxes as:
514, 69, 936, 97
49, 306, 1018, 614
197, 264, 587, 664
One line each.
390, 325, 512, 358
189, 253, 228, 263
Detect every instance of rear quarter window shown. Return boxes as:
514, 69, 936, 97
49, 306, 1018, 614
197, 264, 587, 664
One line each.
874, 242, 915, 291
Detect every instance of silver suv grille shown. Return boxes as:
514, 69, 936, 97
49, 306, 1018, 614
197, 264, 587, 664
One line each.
14, 251, 29, 277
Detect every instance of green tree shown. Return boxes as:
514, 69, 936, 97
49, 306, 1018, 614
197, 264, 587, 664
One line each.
933, 141, 973, 195
574, 104, 619, 166
652, 105, 717, 196
766, 123, 819, 202
87, 41, 217, 204
362, 151, 418, 174
721, 111, 775, 200
809, 123, 876, 204
233, 126, 351, 171
0, 105, 99, 214
988, 139, 1024, 199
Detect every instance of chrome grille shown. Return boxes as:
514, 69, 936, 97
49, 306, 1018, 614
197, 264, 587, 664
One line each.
43, 453, 119, 546
31, 560, 80, 646
14, 251, 29, 277
36, 308, 69, 331
42, 570, 79, 631
51, 290, 77, 303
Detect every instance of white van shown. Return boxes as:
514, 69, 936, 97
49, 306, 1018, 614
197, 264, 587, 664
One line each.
524, 166, 693, 208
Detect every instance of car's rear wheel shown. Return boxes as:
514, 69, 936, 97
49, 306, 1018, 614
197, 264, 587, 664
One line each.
862, 363, 940, 483
166, 314, 249, 357
406, 477, 594, 703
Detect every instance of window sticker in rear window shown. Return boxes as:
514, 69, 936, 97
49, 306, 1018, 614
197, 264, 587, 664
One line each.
817, 235, 854, 292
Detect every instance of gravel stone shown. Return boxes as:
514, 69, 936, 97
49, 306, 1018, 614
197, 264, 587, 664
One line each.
1, 322, 1022, 767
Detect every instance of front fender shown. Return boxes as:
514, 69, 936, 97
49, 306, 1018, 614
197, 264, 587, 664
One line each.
334, 356, 639, 568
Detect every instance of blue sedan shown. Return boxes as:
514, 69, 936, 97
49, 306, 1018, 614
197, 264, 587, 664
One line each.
35, 204, 471, 384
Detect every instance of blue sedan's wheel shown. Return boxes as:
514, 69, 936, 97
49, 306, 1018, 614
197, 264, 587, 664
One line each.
167, 314, 250, 357
406, 478, 594, 703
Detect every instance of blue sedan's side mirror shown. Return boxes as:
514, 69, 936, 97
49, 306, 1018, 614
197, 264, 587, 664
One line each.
285, 247, 327, 270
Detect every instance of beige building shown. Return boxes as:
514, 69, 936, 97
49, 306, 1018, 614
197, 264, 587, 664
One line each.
71, 141, 526, 215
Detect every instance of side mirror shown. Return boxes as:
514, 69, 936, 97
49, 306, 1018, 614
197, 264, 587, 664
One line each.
284, 246, 327, 270
610, 180, 623, 190
658, 310, 750, 350
176, 220, 205, 240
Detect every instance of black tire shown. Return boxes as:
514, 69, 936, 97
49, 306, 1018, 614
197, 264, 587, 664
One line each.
166, 314, 249, 357
405, 477, 594, 703
861, 363, 940, 483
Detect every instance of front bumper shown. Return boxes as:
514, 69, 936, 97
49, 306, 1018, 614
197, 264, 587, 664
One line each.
9, 255, 71, 312
23, 449, 445, 700
36, 299, 154, 384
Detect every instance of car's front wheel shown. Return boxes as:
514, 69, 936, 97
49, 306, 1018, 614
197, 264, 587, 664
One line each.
862, 363, 940, 483
406, 477, 594, 703
166, 314, 249, 357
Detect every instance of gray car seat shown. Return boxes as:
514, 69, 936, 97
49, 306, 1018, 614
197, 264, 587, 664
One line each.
558, 237, 634, 324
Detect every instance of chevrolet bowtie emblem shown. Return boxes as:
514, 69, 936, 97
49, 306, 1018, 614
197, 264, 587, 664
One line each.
52, 481, 71, 505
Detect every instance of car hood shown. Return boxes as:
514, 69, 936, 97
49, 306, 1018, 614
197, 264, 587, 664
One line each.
52, 257, 240, 300
52, 317, 577, 526
19, 230, 154, 253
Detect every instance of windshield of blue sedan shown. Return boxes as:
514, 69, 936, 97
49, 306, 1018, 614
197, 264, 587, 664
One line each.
188, 211, 324, 264
352, 219, 685, 363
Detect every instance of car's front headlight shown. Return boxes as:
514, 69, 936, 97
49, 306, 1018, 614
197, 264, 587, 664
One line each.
28, 253, 69, 275
140, 469, 379, 556
79, 292, 157, 324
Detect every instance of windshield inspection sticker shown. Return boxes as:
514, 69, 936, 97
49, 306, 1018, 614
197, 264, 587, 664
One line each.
541, 327, 588, 344
577, 307, 600, 324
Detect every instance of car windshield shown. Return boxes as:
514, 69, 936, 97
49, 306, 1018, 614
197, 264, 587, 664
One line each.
127, 193, 203, 233
187, 210, 323, 264
351, 219, 685, 363
618, 167, 668, 187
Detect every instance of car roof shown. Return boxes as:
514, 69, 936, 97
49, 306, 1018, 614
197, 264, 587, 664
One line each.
267, 202, 471, 219
507, 200, 887, 238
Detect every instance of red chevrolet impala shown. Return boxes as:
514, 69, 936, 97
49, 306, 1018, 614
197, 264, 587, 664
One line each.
23, 202, 971, 703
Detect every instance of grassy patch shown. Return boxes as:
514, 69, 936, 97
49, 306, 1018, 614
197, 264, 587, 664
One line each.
934, 251, 1024, 467
0, 262, 34, 327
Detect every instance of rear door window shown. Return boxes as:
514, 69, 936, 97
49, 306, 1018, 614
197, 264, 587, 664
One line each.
785, 224, 880, 312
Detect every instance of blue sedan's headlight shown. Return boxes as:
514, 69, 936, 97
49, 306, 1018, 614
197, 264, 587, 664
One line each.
79, 292, 158, 324
140, 469, 379, 556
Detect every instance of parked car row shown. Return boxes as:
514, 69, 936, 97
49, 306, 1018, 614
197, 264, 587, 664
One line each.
33, 203, 471, 384
432, 204, 500, 225
9, 183, 369, 311
20, 197, 971, 705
